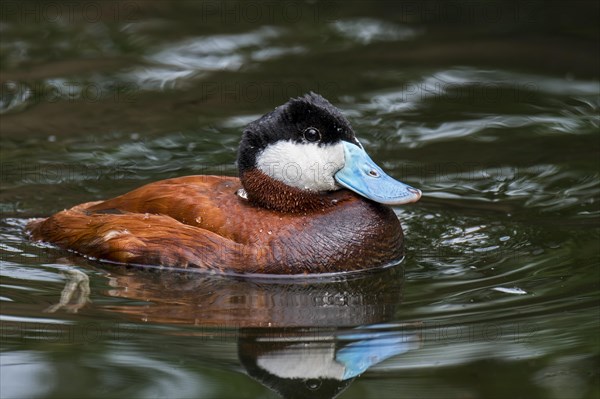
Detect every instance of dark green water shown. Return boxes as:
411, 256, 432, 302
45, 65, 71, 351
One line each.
1, 1, 599, 398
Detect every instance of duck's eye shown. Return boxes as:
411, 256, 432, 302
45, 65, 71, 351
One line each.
303, 127, 321, 142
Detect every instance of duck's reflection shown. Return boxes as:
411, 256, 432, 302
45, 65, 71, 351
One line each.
104, 267, 404, 328
239, 323, 420, 399
51, 266, 421, 399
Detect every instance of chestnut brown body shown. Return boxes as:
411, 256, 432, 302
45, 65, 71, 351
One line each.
27, 175, 404, 274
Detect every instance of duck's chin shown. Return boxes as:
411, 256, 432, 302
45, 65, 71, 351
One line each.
239, 168, 344, 214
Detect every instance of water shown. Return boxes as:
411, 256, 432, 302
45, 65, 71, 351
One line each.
1, 1, 599, 398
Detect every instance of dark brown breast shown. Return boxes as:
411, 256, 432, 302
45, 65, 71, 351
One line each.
26, 175, 404, 274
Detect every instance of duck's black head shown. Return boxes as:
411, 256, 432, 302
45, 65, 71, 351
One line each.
237, 92, 421, 213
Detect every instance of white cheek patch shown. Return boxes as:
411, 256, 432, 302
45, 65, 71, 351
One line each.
256, 140, 345, 192
256, 344, 345, 380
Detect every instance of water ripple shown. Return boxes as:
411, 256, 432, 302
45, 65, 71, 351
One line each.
126, 26, 285, 89
331, 18, 422, 44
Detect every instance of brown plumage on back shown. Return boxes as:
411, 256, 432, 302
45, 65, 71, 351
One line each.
27, 175, 404, 274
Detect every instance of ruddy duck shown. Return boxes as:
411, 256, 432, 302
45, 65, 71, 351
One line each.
27, 93, 421, 275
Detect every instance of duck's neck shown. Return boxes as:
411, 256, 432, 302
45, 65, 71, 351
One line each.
240, 168, 343, 214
